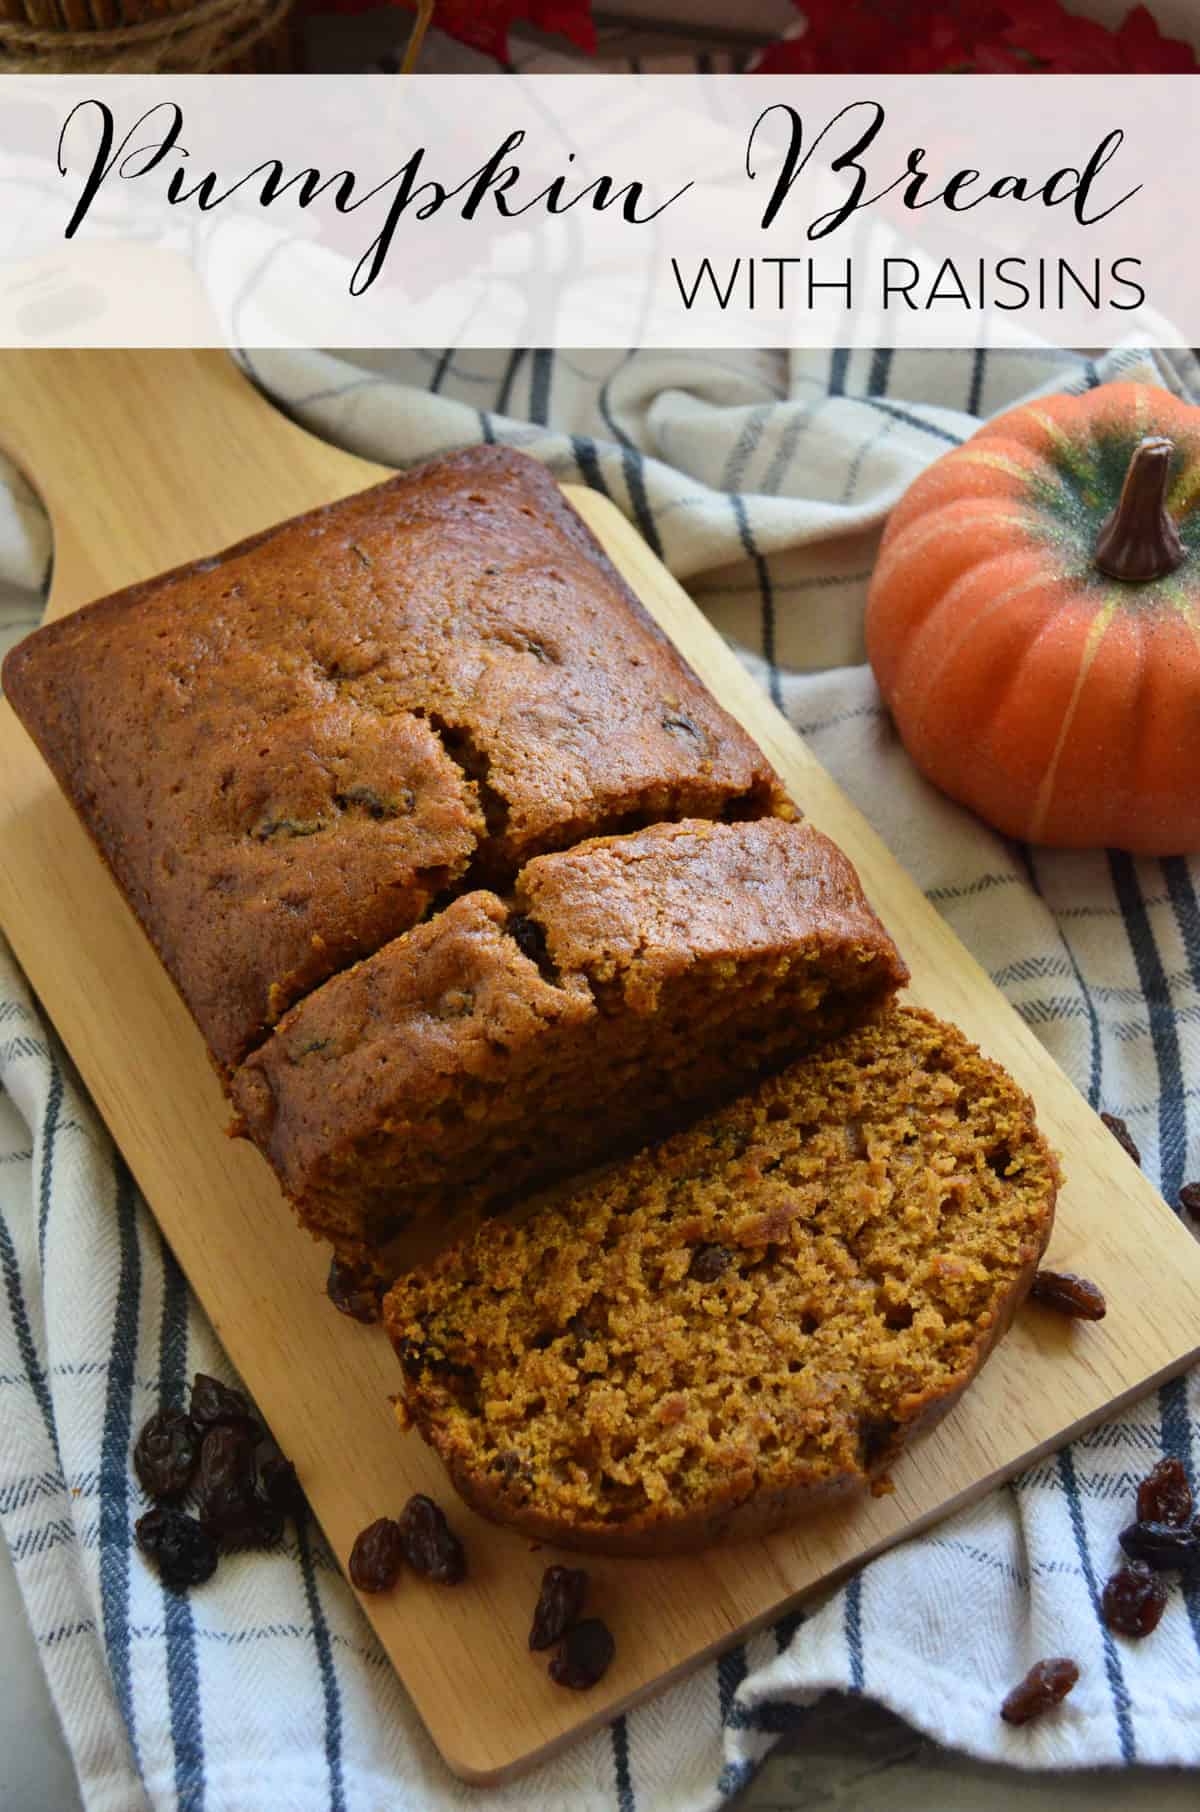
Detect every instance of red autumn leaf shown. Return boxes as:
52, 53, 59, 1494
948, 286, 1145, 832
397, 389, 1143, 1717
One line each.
1112, 3, 1197, 71
305, 0, 597, 67
756, 0, 1196, 74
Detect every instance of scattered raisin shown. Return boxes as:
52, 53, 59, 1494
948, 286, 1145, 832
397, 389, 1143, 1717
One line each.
196, 1424, 259, 1542
549, 1618, 615, 1690
1137, 1457, 1193, 1528
1118, 1520, 1200, 1572
1030, 1270, 1107, 1321
689, 1244, 732, 1284
400, 1494, 467, 1585
133, 1408, 201, 1502
261, 1455, 308, 1529
349, 1517, 405, 1593
529, 1565, 589, 1651
326, 1258, 382, 1325
136, 1506, 218, 1593
1000, 1657, 1079, 1726
1102, 1562, 1168, 1638
189, 1373, 259, 1435
217, 1496, 285, 1553
1100, 1113, 1140, 1167
1180, 1182, 1200, 1219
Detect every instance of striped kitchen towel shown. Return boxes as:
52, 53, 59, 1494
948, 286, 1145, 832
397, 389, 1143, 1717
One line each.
2, 341, 1200, 1812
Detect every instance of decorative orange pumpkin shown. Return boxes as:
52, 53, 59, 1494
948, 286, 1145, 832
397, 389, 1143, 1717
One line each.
865, 381, 1200, 854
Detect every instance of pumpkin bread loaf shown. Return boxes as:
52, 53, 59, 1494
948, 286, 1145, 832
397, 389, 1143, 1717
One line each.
231, 818, 907, 1276
3, 446, 787, 1073
383, 1008, 1058, 1556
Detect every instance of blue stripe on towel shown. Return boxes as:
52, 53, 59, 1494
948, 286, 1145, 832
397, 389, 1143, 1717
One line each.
1109, 852, 1186, 1192
597, 363, 665, 557
611, 1713, 635, 1812
773, 1607, 805, 1654
718, 1642, 748, 1722
496, 349, 528, 416
571, 434, 613, 498
158, 1232, 206, 1810
98, 1158, 142, 1769
1056, 1445, 1135, 1760
861, 398, 963, 446
730, 493, 782, 710
867, 348, 893, 396
844, 1573, 864, 1693
529, 350, 554, 427
1154, 857, 1200, 1659
0, 1212, 60, 1464
36, 1051, 63, 1271
967, 347, 988, 417
298, 1522, 346, 1812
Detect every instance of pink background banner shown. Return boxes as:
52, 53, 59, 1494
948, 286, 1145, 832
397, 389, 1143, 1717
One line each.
0, 74, 1193, 349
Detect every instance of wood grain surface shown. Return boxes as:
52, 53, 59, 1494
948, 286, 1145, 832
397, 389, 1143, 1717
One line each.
2, 349, 1198, 1785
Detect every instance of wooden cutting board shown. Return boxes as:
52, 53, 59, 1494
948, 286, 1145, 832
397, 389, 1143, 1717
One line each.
3, 348, 1199, 1785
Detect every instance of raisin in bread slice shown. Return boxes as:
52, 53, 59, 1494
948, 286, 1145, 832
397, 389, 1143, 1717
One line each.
383, 1007, 1059, 1556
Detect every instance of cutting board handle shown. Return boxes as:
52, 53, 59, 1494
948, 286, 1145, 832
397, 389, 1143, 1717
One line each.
0, 348, 388, 620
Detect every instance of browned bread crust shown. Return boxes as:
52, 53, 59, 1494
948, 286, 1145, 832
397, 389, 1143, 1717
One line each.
3, 446, 787, 1072
383, 1007, 1059, 1556
231, 817, 907, 1270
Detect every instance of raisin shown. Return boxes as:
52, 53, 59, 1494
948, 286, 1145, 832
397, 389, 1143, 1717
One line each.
133, 1408, 201, 1502
1180, 1182, 1200, 1219
400, 1494, 467, 1585
859, 1416, 898, 1469
689, 1244, 732, 1283
253, 816, 324, 841
509, 914, 550, 971
189, 1372, 259, 1435
1102, 1562, 1168, 1638
1030, 1270, 1107, 1321
1137, 1456, 1193, 1528
396, 1338, 476, 1387
661, 712, 705, 746
1000, 1657, 1079, 1725
196, 1424, 259, 1541
349, 1517, 405, 1593
548, 1618, 615, 1690
1118, 1519, 1200, 1572
136, 1506, 219, 1593
529, 1565, 589, 1651
261, 1455, 308, 1529
335, 784, 411, 820
326, 1258, 382, 1325
497, 1449, 529, 1482
1100, 1113, 1140, 1167
217, 1496, 285, 1553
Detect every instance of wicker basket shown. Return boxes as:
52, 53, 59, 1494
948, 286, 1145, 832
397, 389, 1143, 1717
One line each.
0, 1, 301, 73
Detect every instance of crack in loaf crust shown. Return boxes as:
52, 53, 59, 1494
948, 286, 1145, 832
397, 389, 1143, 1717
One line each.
230, 818, 908, 1269
2, 446, 788, 1073
382, 1008, 1059, 1557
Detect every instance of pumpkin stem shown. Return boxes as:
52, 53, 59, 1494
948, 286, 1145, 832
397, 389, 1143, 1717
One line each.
1094, 436, 1185, 583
